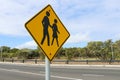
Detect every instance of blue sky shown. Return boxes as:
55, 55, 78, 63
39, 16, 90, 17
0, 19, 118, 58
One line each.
0, 0, 120, 49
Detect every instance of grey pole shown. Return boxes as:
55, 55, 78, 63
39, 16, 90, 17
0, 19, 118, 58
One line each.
111, 42, 114, 60
45, 57, 50, 80
0, 47, 2, 59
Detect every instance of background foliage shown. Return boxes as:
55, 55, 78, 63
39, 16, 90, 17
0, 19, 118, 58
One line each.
0, 39, 120, 60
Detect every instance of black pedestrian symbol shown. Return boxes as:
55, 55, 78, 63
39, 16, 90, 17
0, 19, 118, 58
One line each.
51, 19, 60, 47
41, 11, 51, 46
41, 11, 60, 47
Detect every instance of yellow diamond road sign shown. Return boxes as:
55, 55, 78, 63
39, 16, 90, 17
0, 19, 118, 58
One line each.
25, 5, 70, 61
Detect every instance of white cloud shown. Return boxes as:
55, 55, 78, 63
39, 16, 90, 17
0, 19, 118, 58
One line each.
15, 40, 37, 49
103, 0, 120, 11
15, 32, 91, 49
114, 33, 120, 41
62, 0, 120, 42
1, 0, 120, 37
67, 32, 91, 43
0, 0, 56, 36
1, 0, 120, 48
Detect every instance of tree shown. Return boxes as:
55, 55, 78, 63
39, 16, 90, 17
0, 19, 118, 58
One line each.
1, 46, 10, 53
55, 47, 64, 59
65, 48, 76, 60
103, 39, 113, 60
17, 48, 31, 59
28, 49, 40, 59
37, 46, 45, 60
10, 48, 19, 53
114, 40, 120, 59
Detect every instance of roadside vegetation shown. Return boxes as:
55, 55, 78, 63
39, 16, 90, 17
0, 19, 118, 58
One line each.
0, 39, 120, 61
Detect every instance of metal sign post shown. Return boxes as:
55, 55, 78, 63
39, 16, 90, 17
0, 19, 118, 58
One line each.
45, 57, 50, 80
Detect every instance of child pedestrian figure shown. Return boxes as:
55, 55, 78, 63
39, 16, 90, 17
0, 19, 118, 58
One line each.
51, 19, 60, 47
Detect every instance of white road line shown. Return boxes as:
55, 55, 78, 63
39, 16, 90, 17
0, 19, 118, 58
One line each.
82, 74, 104, 77
11, 69, 20, 71
0, 68, 45, 76
51, 75, 83, 80
0, 68, 83, 80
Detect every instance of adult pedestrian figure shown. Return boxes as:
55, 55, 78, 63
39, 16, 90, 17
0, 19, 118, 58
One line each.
51, 19, 60, 47
41, 11, 51, 46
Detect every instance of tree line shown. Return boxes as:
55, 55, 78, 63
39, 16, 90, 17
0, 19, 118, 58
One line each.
0, 39, 120, 60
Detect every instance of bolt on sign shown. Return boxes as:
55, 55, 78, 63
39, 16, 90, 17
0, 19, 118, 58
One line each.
25, 5, 70, 61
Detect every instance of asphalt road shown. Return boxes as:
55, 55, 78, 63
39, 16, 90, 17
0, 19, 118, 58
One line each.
0, 63, 120, 80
